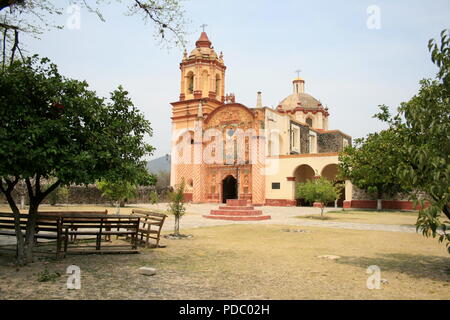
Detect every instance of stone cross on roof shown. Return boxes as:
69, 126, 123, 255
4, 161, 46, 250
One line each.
295, 69, 302, 78
200, 24, 208, 32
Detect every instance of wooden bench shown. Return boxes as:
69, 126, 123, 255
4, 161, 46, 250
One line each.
0, 212, 64, 257
131, 209, 167, 248
38, 210, 108, 242
61, 214, 140, 256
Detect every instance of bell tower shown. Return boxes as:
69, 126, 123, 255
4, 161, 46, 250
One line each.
171, 31, 226, 122
170, 31, 226, 195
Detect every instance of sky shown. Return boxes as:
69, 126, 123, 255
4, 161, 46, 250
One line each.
19, 0, 450, 160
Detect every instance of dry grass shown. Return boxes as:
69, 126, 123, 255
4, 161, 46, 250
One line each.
0, 224, 449, 300
297, 210, 420, 226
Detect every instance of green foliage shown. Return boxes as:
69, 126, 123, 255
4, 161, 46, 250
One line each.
296, 178, 338, 217
0, 56, 154, 263
167, 180, 186, 235
373, 30, 450, 252
97, 180, 137, 206
0, 0, 188, 56
338, 130, 408, 202
149, 191, 159, 204
0, 56, 154, 187
37, 268, 61, 282
47, 185, 69, 206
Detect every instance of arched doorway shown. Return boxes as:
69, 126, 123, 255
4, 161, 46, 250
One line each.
293, 164, 315, 206
222, 175, 237, 203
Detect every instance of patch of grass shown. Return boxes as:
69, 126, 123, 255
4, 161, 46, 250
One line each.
37, 268, 61, 282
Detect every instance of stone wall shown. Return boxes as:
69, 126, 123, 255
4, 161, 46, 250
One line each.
299, 126, 310, 154
318, 132, 349, 153
0, 185, 171, 205
351, 185, 426, 201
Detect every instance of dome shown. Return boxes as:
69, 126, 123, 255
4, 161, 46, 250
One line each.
278, 92, 321, 110
188, 46, 218, 60
185, 32, 220, 61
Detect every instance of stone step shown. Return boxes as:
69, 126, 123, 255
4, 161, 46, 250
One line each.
226, 199, 248, 206
218, 206, 255, 210
210, 209, 262, 216
203, 214, 271, 221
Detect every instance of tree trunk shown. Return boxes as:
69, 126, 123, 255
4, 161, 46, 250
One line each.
174, 216, 179, 235
320, 205, 324, 219
442, 204, 450, 220
24, 201, 39, 263
2, 188, 26, 264
377, 191, 382, 211
20, 194, 25, 210
376, 199, 382, 211
115, 201, 120, 214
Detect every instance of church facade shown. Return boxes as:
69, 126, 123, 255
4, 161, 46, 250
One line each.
170, 32, 354, 206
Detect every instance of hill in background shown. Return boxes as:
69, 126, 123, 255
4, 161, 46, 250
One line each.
147, 154, 171, 174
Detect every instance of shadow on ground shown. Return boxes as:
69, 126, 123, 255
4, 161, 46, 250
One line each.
335, 253, 450, 281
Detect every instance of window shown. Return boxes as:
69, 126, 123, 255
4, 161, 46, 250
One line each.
343, 138, 349, 148
291, 125, 300, 153
306, 118, 313, 127
187, 72, 194, 94
272, 182, 280, 189
309, 132, 317, 153
215, 75, 221, 95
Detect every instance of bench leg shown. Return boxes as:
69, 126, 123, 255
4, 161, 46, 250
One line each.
56, 235, 61, 259
64, 230, 69, 258
95, 234, 102, 250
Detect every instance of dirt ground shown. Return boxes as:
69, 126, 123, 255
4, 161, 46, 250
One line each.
0, 223, 448, 300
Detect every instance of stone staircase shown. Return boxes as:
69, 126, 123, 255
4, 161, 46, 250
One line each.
203, 199, 271, 221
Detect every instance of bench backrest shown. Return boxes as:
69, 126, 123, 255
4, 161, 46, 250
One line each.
0, 212, 61, 232
38, 210, 108, 217
132, 209, 167, 218
61, 215, 140, 230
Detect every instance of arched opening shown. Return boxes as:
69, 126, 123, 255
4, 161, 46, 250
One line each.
222, 175, 237, 203
321, 163, 344, 207
306, 117, 313, 127
294, 164, 315, 206
294, 164, 315, 183
201, 70, 209, 94
186, 72, 194, 94
215, 74, 221, 95
321, 164, 338, 181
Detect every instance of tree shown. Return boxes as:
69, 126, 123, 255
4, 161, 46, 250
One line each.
338, 129, 408, 210
296, 178, 338, 218
0, 0, 188, 66
149, 190, 159, 204
155, 170, 170, 189
167, 180, 186, 236
0, 56, 154, 264
374, 30, 450, 252
97, 180, 137, 213
47, 185, 69, 206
